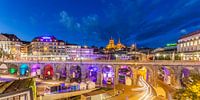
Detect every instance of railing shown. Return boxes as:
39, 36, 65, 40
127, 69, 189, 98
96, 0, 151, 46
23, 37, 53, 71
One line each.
2, 60, 200, 66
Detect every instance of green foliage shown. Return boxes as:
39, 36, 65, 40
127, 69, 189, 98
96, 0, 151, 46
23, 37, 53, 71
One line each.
174, 73, 200, 100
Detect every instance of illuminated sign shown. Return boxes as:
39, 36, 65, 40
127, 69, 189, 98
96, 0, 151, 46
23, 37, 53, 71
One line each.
42, 36, 51, 39
166, 43, 177, 47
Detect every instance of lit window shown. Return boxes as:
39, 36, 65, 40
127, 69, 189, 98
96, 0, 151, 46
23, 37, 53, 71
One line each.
187, 42, 190, 46
191, 41, 193, 46
194, 41, 197, 45
180, 44, 183, 47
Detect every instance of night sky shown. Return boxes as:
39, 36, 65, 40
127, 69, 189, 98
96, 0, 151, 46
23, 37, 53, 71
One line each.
0, 0, 200, 47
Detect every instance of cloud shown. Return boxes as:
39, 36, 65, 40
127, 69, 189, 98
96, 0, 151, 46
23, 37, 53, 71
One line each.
59, 11, 75, 30
59, 0, 200, 47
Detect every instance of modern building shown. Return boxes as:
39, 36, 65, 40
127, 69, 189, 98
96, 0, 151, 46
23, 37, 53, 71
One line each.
66, 44, 96, 60
20, 35, 98, 61
0, 33, 22, 60
177, 30, 200, 61
20, 41, 31, 56
152, 43, 178, 60
21, 36, 67, 61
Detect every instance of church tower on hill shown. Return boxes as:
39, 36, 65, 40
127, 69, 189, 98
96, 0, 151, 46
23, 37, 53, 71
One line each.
106, 37, 125, 50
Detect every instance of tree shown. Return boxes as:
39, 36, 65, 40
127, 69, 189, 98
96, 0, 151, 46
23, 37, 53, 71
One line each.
174, 73, 200, 99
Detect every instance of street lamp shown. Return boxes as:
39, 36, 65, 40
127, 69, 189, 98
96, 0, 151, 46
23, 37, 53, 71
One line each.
163, 54, 166, 60
156, 53, 160, 60
180, 53, 184, 61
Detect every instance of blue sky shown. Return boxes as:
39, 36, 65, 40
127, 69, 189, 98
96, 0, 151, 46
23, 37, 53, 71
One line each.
0, 0, 200, 47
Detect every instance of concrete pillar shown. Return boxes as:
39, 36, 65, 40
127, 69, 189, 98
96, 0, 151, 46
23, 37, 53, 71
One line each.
81, 64, 87, 82
97, 65, 103, 86
114, 65, 119, 85
175, 66, 181, 88
153, 65, 158, 87
131, 66, 137, 86
65, 64, 71, 83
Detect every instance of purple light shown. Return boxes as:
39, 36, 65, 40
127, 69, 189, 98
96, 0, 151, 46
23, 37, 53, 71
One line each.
182, 68, 190, 78
31, 64, 40, 76
40, 36, 54, 42
102, 65, 114, 84
70, 66, 81, 83
88, 66, 98, 82
163, 66, 170, 75
42, 36, 51, 39
118, 66, 132, 84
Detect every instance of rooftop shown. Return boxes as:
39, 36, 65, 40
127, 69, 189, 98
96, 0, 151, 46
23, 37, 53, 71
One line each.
1, 33, 21, 41
0, 78, 35, 95
180, 30, 200, 39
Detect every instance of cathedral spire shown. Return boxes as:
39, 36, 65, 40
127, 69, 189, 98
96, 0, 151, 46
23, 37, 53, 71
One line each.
118, 38, 121, 43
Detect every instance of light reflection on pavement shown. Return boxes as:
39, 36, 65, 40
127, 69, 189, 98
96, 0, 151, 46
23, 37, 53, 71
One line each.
136, 76, 154, 100
111, 76, 156, 100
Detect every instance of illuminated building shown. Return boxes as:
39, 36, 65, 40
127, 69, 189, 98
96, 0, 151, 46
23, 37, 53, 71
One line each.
20, 41, 30, 56
106, 37, 125, 50
177, 30, 200, 61
152, 43, 178, 60
66, 44, 95, 60
30, 36, 66, 55
106, 37, 115, 49
20, 35, 97, 61
116, 38, 125, 50
0, 33, 22, 60
21, 36, 67, 61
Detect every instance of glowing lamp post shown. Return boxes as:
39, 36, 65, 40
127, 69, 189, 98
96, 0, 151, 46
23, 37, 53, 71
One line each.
163, 54, 166, 60
156, 53, 160, 60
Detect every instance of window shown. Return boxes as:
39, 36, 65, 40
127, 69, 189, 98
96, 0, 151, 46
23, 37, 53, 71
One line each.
190, 41, 193, 46
187, 42, 190, 46
194, 41, 198, 45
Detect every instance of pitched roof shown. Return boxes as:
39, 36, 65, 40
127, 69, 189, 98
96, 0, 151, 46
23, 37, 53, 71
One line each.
1, 33, 21, 41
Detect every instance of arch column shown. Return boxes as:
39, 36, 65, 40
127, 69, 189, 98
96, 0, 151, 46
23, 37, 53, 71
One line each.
152, 65, 158, 87
96, 65, 102, 85
81, 64, 87, 82
65, 64, 71, 83
114, 65, 120, 85
131, 66, 137, 86
174, 66, 182, 89
97, 65, 104, 86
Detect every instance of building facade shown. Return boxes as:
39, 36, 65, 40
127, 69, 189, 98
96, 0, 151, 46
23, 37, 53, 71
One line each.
66, 45, 95, 60
0, 33, 22, 60
20, 35, 97, 61
177, 30, 200, 61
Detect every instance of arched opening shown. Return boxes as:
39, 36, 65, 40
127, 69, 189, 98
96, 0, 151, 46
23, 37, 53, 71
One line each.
118, 66, 132, 85
56, 65, 67, 80
8, 64, 17, 75
70, 65, 81, 83
58, 67, 67, 80
159, 66, 171, 85
0, 64, 8, 74
102, 65, 114, 85
31, 64, 41, 76
87, 66, 98, 82
43, 64, 54, 79
138, 67, 147, 80
180, 68, 190, 87
20, 64, 29, 76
